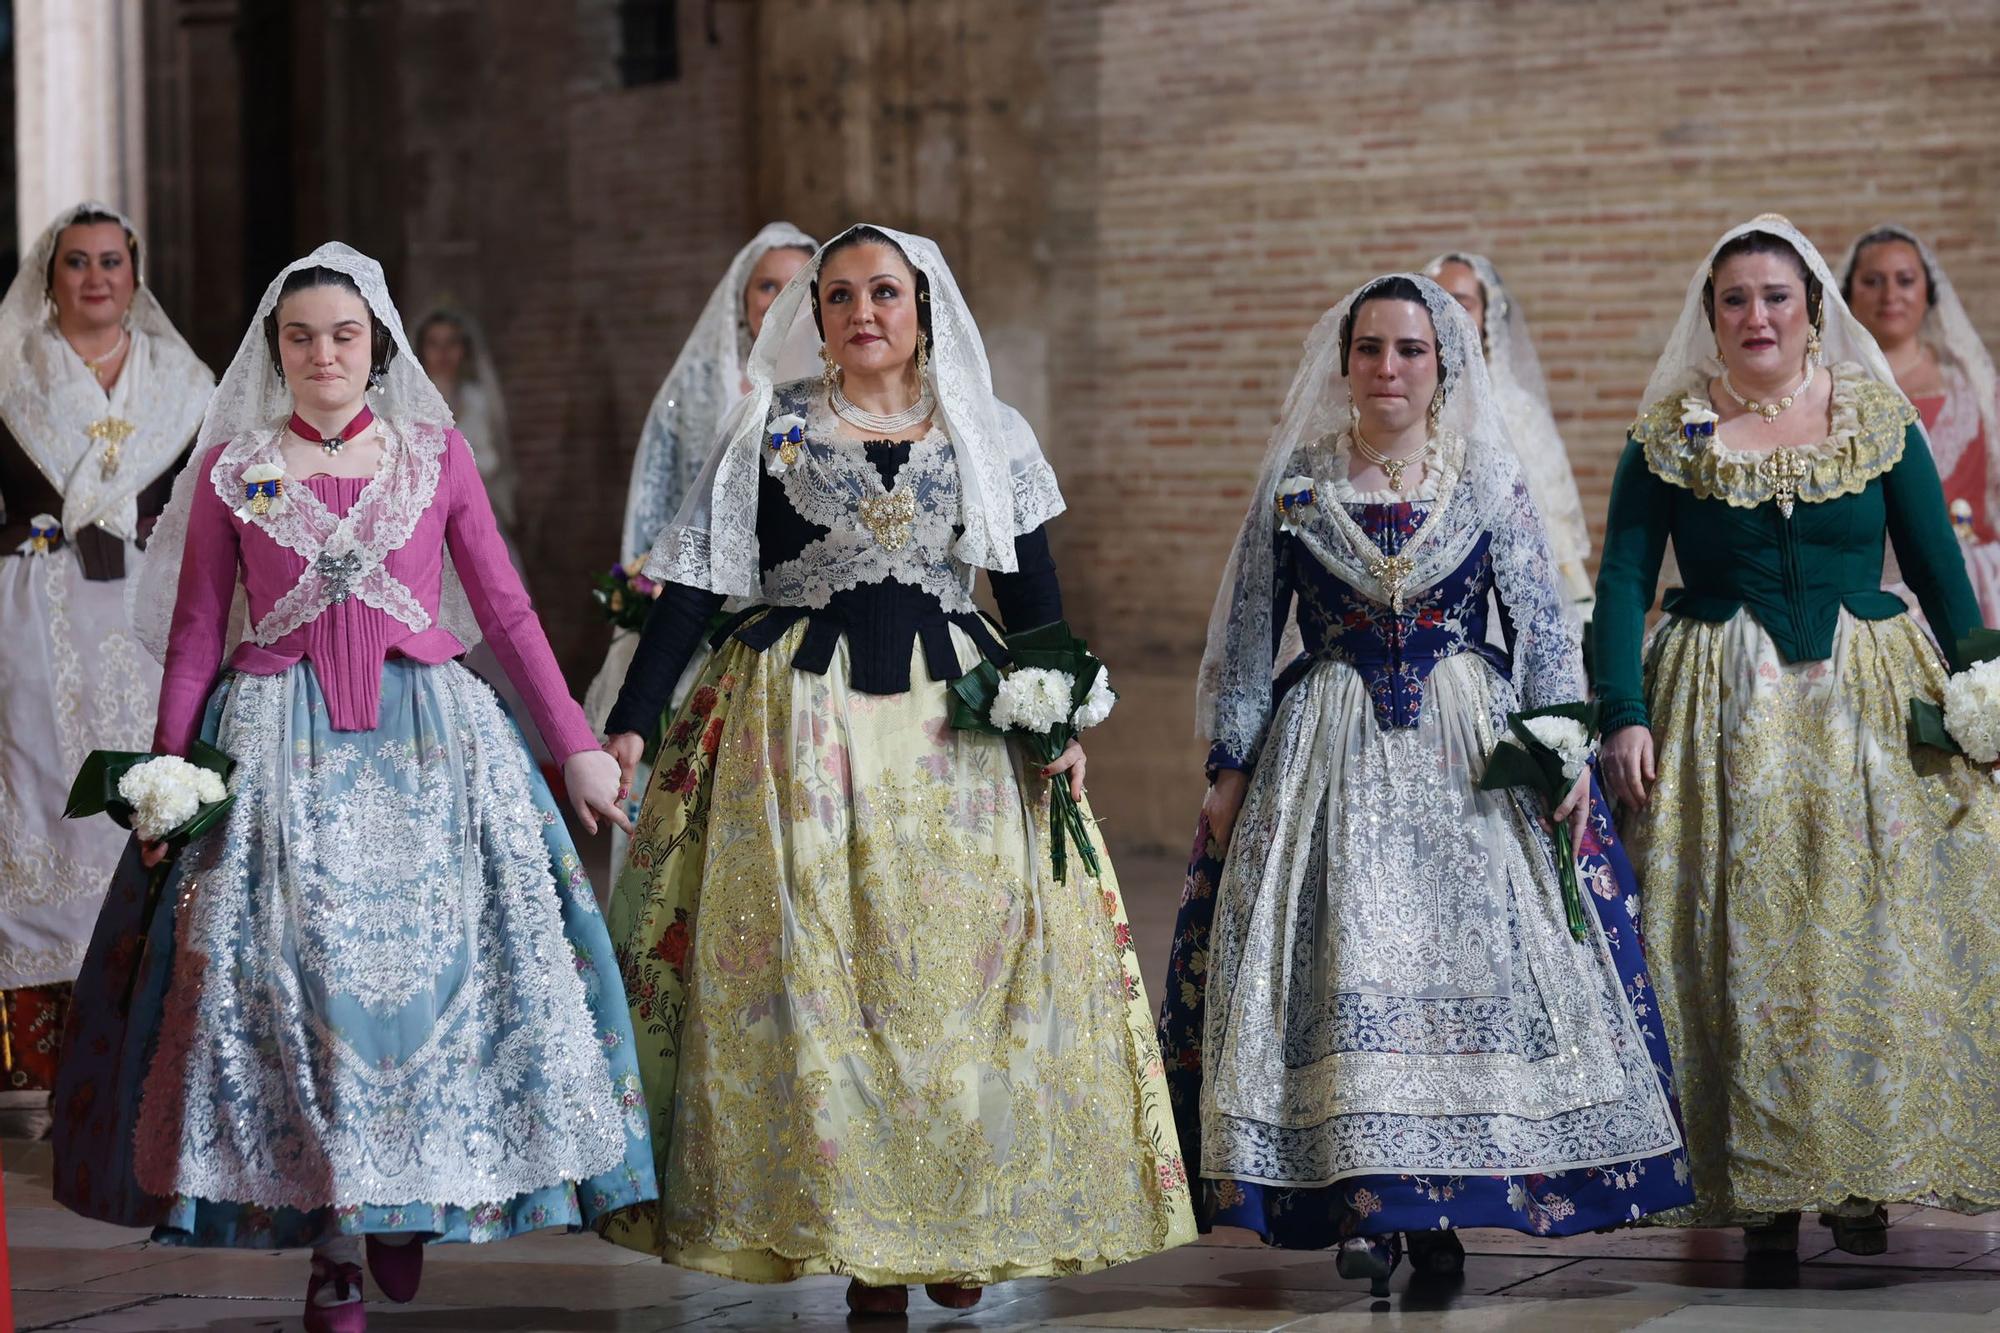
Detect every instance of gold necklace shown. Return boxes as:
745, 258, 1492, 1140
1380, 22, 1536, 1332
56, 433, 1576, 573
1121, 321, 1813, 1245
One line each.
1721, 360, 1815, 423
1348, 426, 1436, 494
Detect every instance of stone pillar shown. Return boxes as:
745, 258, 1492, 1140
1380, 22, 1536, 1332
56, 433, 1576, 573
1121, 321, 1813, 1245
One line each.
14, 0, 147, 239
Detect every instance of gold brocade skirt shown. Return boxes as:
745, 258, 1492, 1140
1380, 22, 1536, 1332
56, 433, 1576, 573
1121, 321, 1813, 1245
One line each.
1630, 608, 2000, 1224
597, 618, 1195, 1284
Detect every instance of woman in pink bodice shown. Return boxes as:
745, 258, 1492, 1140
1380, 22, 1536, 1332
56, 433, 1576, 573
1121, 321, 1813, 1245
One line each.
1842, 224, 2000, 623
52, 243, 656, 1333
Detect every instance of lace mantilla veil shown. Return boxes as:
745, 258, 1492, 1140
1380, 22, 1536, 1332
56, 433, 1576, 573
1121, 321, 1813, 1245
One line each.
410, 299, 516, 527
620, 222, 816, 562
0, 201, 213, 538
134, 241, 484, 661
1641, 215, 1903, 421
1838, 223, 1999, 493
1426, 250, 1594, 607
1424, 251, 1556, 413
1195, 273, 1583, 762
642, 222, 1065, 596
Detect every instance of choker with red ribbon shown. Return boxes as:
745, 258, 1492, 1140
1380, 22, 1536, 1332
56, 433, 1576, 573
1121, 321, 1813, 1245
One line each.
288, 405, 376, 457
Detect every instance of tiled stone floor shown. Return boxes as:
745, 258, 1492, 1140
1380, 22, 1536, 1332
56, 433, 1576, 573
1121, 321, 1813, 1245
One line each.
10, 846, 2000, 1331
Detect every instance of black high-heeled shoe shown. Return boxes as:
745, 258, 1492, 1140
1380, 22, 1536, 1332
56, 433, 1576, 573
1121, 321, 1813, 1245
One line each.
1742, 1210, 1801, 1257
1406, 1228, 1465, 1278
1335, 1233, 1402, 1297
1828, 1205, 1889, 1256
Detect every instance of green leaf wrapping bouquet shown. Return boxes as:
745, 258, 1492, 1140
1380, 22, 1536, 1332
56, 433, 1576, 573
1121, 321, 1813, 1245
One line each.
948, 621, 1116, 882
1909, 628, 2000, 765
65, 741, 237, 1011
1476, 702, 1598, 944
65, 740, 237, 846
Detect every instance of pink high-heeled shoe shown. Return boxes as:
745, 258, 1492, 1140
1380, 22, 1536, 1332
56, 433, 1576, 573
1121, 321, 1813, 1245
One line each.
365, 1233, 424, 1303
302, 1254, 367, 1332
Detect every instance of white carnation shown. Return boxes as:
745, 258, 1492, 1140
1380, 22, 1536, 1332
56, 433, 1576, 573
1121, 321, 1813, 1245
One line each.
991, 667, 1076, 735
1521, 715, 1594, 781
1072, 667, 1116, 730
117, 755, 226, 842
1942, 658, 2000, 764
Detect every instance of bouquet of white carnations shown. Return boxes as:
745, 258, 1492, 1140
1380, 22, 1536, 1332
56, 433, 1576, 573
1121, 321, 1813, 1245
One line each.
949, 620, 1116, 881
1910, 629, 2000, 766
65, 742, 236, 846
66, 742, 237, 1008
1477, 702, 1599, 943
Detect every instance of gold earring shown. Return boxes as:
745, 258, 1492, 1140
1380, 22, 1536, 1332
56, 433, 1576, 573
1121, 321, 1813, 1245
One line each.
1349, 400, 1361, 435
1426, 392, 1444, 433
915, 330, 930, 385
819, 344, 839, 391
1806, 323, 1823, 365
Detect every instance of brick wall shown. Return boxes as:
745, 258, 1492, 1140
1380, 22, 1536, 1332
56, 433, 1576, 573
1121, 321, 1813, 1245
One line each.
1043, 0, 2000, 850
390, 0, 760, 677
366, 0, 2000, 855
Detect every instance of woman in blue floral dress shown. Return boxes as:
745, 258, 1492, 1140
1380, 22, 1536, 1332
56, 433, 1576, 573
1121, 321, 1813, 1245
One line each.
1163, 274, 1691, 1294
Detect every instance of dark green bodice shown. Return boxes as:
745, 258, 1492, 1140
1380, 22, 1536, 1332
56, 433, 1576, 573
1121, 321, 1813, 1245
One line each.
1593, 370, 1984, 732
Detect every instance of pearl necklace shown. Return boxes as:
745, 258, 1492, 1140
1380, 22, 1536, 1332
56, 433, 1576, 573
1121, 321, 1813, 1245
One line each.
1348, 426, 1436, 494
831, 381, 936, 435
74, 328, 128, 381
1721, 360, 1816, 423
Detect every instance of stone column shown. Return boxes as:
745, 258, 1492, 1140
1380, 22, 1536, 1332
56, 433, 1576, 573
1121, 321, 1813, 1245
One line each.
14, 0, 147, 239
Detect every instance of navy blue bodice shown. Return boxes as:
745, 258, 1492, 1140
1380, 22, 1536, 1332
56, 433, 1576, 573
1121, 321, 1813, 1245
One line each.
1287, 499, 1508, 730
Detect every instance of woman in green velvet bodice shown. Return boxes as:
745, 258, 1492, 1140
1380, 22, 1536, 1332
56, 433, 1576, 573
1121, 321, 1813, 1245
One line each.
1592, 216, 2000, 1259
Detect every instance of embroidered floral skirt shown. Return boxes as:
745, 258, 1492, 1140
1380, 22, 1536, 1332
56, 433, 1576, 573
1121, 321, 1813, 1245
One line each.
0, 546, 159, 993
1159, 653, 1690, 1243
596, 616, 1196, 1284
52, 659, 656, 1247
1632, 608, 2000, 1224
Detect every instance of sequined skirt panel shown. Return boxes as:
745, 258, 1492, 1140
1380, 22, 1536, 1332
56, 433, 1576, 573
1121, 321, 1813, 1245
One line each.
53, 659, 656, 1246
1632, 608, 2000, 1222
597, 618, 1196, 1284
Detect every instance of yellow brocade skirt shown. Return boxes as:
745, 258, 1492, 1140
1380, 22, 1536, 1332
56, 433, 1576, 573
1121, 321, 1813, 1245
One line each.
1630, 608, 2000, 1224
597, 617, 1196, 1283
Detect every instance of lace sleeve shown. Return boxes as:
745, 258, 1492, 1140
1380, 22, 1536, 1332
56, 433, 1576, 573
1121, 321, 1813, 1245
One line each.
1199, 513, 1297, 770
1487, 461, 1585, 716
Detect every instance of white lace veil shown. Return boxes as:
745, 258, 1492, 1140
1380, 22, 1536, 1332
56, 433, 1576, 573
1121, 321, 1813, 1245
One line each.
1196, 273, 1583, 758
1425, 250, 1594, 610
1838, 224, 1999, 472
1639, 214, 1901, 416
644, 222, 1065, 596
134, 242, 480, 662
620, 221, 816, 561
1424, 251, 1552, 409
0, 201, 213, 538
410, 299, 516, 527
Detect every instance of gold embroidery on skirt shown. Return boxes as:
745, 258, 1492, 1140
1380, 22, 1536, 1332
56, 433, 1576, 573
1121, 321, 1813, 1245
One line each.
597, 619, 1193, 1282
1630, 609, 2000, 1222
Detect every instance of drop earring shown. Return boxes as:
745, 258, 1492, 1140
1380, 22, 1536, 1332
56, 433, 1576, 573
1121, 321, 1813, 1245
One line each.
819, 344, 839, 391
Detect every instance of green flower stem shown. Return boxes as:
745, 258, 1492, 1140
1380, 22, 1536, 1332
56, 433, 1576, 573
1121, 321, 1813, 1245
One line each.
1553, 820, 1590, 944
1049, 783, 1102, 883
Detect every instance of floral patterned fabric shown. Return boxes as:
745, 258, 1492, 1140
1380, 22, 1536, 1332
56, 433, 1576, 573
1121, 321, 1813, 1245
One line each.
1165, 492, 1690, 1242
51, 660, 656, 1246
1632, 607, 2000, 1224
1160, 791, 1691, 1242
597, 615, 1195, 1284
1, 983, 69, 1090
